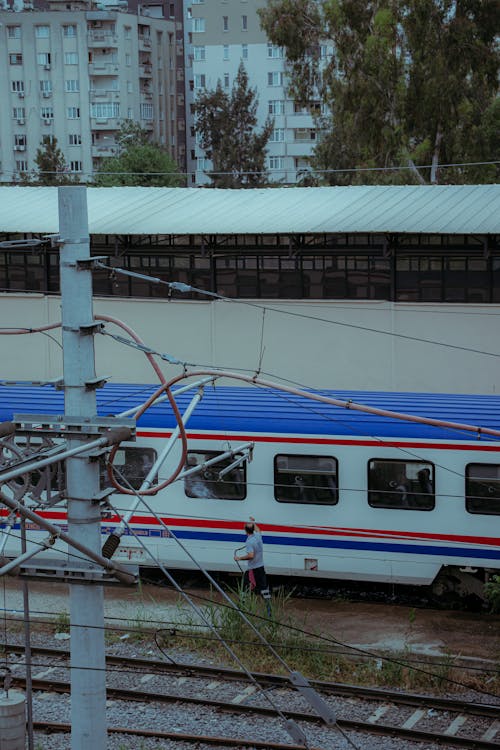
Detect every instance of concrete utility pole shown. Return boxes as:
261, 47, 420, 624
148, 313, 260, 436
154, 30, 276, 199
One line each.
58, 187, 107, 749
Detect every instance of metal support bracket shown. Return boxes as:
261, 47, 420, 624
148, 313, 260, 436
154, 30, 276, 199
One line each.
13, 414, 136, 439
76, 256, 109, 270
17, 559, 139, 585
80, 321, 105, 336
289, 671, 337, 726
84, 375, 109, 390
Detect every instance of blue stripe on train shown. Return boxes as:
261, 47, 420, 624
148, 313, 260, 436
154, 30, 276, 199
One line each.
162, 529, 500, 560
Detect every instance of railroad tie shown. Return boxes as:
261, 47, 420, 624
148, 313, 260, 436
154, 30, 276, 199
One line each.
444, 715, 467, 735
481, 719, 500, 742
231, 685, 258, 704
401, 708, 425, 729
33, 667, 57, 680
367, 704, 391, 723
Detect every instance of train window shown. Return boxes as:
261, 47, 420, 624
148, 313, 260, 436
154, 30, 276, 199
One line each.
466, 463, 500, 515
184, 451, 246, 500
104, 447, 157, 491
274, 454, 338, 504
368, 459, 435, 510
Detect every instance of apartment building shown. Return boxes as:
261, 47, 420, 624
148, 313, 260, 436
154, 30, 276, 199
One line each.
0, 0, 184, 182
185, 0, 323, 185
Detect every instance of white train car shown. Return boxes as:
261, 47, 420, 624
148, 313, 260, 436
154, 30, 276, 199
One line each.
1, 383, 500, 598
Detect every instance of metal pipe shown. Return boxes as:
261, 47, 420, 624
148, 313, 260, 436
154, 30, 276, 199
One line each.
0, 537, 52, 575
117, 377, 214, 418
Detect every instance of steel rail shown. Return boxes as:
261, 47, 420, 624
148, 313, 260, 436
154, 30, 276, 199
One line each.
13, 675, 500, 749
5, 642, 499, 720
32, 720, 322, 749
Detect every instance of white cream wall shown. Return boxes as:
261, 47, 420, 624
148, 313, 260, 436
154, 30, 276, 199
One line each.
0, 292, 499, 394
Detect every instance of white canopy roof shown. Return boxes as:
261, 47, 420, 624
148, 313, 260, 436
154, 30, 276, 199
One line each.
0, 184, 498, 236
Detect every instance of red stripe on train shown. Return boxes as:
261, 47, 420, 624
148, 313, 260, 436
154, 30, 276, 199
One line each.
136, 430, 500, 451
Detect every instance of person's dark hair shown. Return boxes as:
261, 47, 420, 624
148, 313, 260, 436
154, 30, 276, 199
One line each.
244, 522, 255, 534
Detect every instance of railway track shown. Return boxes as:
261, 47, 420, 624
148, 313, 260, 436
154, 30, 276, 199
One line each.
5, 642, 500, 748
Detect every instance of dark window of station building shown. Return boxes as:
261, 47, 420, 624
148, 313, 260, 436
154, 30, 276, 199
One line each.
368, 459, 435, 510
466, 463, 500, 515
274, 454, 338, 504
324, 256, 390, 300
396, 256, 443, 302
184, 450, 246, 500
443, 257, 489, 303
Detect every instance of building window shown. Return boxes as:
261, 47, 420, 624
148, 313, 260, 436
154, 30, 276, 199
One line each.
184, 450, 246, 500
40, 80, 53, 94
9, 54, 23, 65
269, 156, 285, 170
11, 81, 24, 94
67, 107, 81, 119
124, 26, 131, 39
63, 24, 77, 37
294, 128, 316, 142
224, 73, 229, 88
267, 43, 284, 58
241, 14, 247, 30
37, 52, 51, 66
12, 107, 26, 120
69, 161, 83, 172
223, 44, 229, 60
64, 52, 78, 65
368, 459, 435, 510
7, 26, 21, 38
268, 100, 285, 115
193, 45, 206, 61
192, 0, 205, 4
241, 43, 248, 59
267, 71, 283, 86
65, 79, 80, 92
197, 156, 208, 170
274, 455, 338, 505
35, 25, 50, 38
193, 18, 205, 32
41, 106, 54, 119
91, 102, 120, 118
127, 80, 133, 93
466, 464, 500, 515
127, 107, 133, 119
14, 134, 27, 148
270, 128, 285, 142
125, 53, 131, 66
140, 102, 153, 120
194, 73, 206, 90
69, 134, 82, 145
15, 160, 28, 173
222, 16, 229, 31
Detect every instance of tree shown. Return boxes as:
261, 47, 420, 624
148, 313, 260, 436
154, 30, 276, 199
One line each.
94, 120, 183, 187
259, 0, 500, 185
194, 62, 274, 188
23, 135, 77, 185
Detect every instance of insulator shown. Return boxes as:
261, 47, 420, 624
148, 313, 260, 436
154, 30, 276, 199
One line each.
102, 533, 120, 559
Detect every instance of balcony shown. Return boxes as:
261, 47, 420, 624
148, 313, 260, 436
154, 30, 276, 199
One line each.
91, 144, 117, 157
140, 63, 152, 78
88, 31, 118, 47
138, 35, 152, 50
91, 117, 119, 130
89, 62, 119, 76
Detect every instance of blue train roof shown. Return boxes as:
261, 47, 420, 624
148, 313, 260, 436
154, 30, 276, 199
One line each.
1, 382, 500, 443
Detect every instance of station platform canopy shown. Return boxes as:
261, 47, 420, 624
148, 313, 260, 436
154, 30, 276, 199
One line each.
0, 184, 499, 237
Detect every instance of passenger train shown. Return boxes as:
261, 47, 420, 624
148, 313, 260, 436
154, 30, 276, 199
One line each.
1, 382, 500, 600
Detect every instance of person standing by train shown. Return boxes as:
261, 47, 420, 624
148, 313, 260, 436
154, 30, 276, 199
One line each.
234, 516, 272, 615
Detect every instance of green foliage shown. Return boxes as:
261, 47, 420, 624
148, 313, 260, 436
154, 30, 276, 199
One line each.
485, 575, 500, 613
194, 62, 274, 187
94, 120, 183, 187
23, 136, 78, 186
259, 0, 500, 185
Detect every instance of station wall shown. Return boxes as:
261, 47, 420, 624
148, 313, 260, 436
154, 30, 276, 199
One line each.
0, 292, 498, 395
